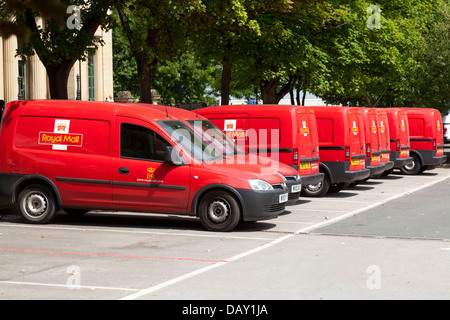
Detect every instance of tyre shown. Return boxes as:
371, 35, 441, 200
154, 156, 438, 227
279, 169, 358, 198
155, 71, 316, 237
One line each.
17, 185, 57, 224
400, 154, 422, 175
302, 174, 330, 197
198, 191, 241, 232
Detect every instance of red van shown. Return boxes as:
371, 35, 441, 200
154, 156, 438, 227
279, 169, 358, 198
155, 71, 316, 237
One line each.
375, 109, 395, 174
153, 105, 303, 204
302, 107, 370, 196
197, 105, 323, 200
399, 108, 447, 174
0, 100, 298, 232
383, 108, 413, 171
359, 108, 389, 177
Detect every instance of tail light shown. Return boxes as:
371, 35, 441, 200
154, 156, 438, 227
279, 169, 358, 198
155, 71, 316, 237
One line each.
293, 148, 299, 165
433, 138, 437, 150
366, 143, 371, 157
396, 139, 400, 151
345, 146, 350, 162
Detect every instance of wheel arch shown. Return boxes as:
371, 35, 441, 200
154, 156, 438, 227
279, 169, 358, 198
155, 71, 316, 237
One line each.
191, 184, 245, 218
13, 175, 62, 208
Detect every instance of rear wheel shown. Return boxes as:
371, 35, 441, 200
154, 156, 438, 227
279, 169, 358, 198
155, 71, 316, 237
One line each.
400, 154, 422, 175
198, 191, 241, 232
302, 174, 330, 197
17, 185, 57, 224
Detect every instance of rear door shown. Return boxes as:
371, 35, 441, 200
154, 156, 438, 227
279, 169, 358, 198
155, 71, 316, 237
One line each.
397, 112, 410, 158
377, 113, 391, 162
347, 111, 365, 170
367, 112, 381, 164
295, 110, 319, 174
112, 117, 190, 213
434, 112, 444, 157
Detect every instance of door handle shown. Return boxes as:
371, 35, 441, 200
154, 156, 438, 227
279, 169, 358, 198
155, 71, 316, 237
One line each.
118, 167, 130, 175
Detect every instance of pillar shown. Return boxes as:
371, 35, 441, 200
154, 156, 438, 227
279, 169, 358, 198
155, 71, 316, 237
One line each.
3, 35, 19, 103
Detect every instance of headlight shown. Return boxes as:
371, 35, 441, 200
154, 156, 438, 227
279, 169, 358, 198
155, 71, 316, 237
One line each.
248, 179, 274, 191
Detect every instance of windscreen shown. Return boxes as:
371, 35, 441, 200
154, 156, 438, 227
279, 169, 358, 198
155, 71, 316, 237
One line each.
158, 120, 223, 163
187, 120, 246, 156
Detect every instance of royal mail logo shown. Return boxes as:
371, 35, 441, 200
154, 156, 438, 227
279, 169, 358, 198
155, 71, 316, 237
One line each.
39, 132, 83, 147
39, 119, 83, 150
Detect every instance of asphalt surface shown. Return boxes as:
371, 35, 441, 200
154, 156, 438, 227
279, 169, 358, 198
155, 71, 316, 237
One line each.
0, 166, 449, 301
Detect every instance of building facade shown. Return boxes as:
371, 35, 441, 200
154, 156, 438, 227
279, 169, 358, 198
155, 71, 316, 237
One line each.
0, 26, 114, 104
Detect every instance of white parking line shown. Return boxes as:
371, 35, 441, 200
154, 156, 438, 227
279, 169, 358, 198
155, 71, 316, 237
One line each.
0, 280, 139, 292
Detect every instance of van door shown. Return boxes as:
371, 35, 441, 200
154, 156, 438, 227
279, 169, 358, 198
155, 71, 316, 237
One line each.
397, 112, 410, 158
295, 112, 316, 174
377, 113, 391, 161
434, 113, 444, 157
112, 117, 190, 213
347, 112, 365, 170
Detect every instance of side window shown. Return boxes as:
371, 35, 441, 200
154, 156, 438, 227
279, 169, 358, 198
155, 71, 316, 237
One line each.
120, 123, 169, 161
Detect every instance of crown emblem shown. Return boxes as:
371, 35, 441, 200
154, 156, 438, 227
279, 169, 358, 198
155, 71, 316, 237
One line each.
57, 122, 67, 132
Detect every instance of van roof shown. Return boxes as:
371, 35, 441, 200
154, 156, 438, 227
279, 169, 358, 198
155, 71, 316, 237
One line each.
7, 100, 202, 123
200, 104, 316, 115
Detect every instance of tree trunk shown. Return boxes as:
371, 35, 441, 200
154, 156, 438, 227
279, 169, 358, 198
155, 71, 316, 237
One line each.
135, 54, 158, 104
221, 59, 232, 106
46, 61, 75, 100
260, 76, 299, 104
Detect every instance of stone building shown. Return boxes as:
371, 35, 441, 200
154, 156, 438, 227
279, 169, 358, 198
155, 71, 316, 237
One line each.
0, 25, 114, 104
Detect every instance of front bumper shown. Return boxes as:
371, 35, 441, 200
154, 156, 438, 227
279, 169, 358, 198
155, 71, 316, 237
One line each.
236, 186, 289, 222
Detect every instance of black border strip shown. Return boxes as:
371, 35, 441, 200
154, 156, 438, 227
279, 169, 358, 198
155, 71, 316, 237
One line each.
56, 177, 111, 185
112, 181, 187, 190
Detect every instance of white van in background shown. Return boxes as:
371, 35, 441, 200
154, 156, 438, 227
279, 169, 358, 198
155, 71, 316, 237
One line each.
444, 112, 450, 144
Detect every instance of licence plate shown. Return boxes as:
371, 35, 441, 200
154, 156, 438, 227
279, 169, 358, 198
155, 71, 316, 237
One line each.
437, 148, 443, 155
382, 152, 390, 159
279, 194, 288, 203
291, 184, 302, 193
401, 149, 409, 155
300, 162, 311, 169
351, 158, 360, 165
372, 155, 379, 161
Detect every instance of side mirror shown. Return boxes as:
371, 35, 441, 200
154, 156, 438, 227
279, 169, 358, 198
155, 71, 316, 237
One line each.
165, 146, 184, 166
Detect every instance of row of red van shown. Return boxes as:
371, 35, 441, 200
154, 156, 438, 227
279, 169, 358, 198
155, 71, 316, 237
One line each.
197, 105, 447, 197
0, 101, 446, 232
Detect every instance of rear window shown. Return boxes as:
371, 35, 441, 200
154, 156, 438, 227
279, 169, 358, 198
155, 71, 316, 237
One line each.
14, 116, 110, 155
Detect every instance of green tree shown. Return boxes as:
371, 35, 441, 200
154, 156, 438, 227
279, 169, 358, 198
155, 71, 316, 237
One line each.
0, 0, 113, 99
114, 0, 204, 104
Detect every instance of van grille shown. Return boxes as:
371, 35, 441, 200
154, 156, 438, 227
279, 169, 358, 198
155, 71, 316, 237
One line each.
272, 183, 285, 190
264, 203, 286, 213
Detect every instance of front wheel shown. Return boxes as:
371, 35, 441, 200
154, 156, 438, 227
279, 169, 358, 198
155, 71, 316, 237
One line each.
17, 185, 57, 224
198, 191, 241, 232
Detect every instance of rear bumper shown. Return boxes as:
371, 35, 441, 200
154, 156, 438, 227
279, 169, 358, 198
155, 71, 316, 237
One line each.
299, 172, 324, 186
365, 161, 387, 178
321, 161, 370, 184
236, 187, 289, 222
390, 151, 413, 168
415, 149, 447, 166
